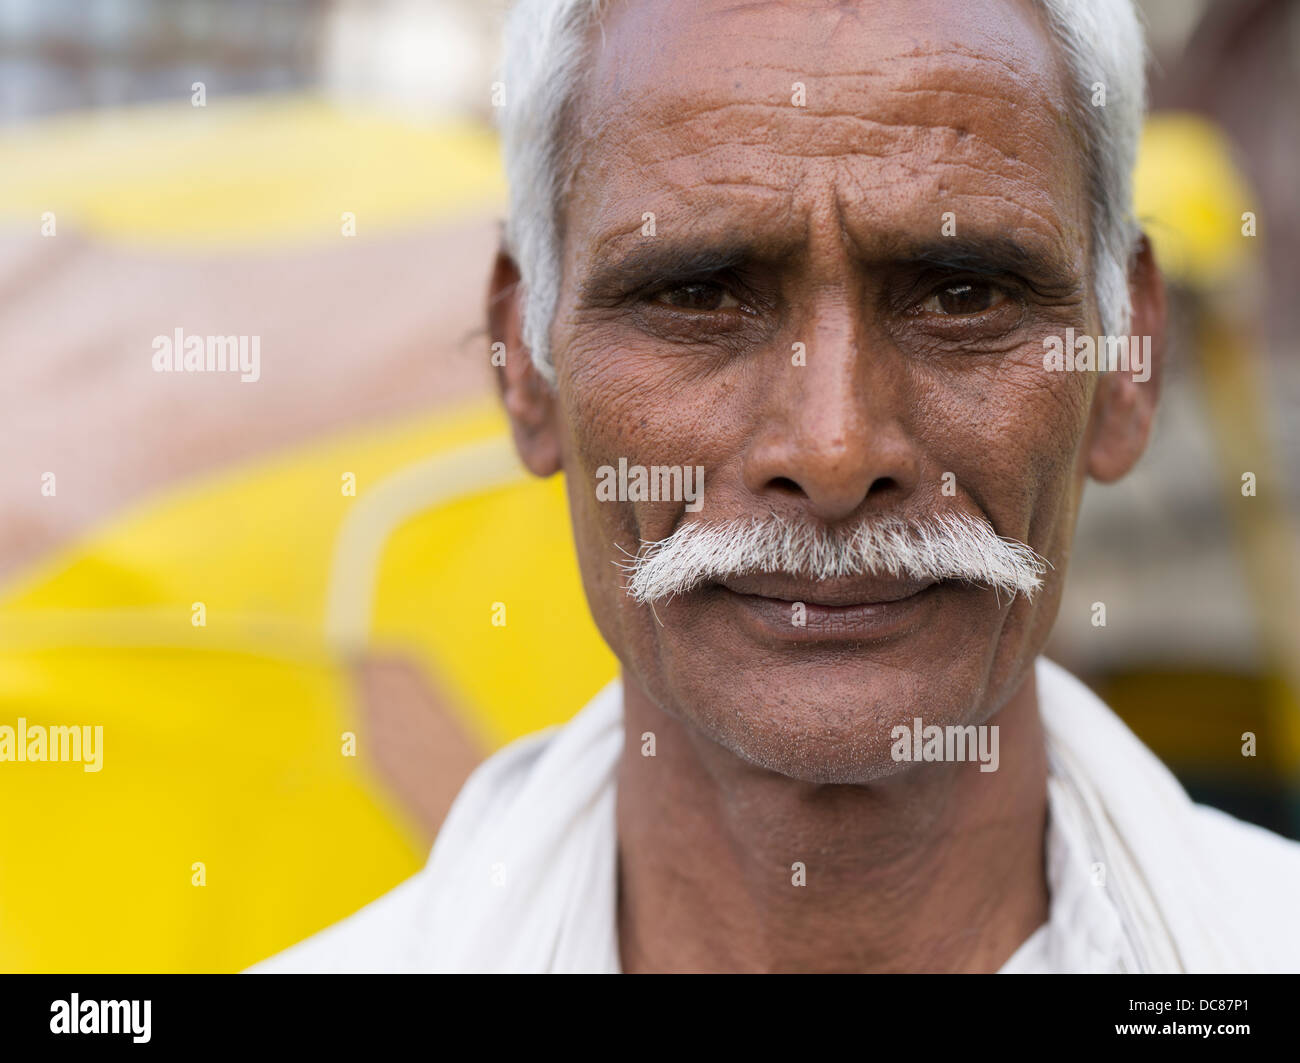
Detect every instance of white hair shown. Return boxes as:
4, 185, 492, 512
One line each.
497, 0, 1147, 384
619, 511, 1049, 604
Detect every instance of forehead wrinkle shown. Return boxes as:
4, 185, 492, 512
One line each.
583, 0, 1074, 126
578, 122, 1080, 272
575, 97, 1071, 248
575, 153, 805, 253
830, 156, 1080, 262
573, 36, 1076, 203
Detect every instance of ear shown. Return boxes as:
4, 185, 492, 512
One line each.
487, 248, 563, 477
1085, 235, 1166, 483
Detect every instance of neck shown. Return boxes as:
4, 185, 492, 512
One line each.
615, 669, 1049, 973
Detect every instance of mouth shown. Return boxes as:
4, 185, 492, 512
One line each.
718, 573, 937, 606
712, 574, 943, 641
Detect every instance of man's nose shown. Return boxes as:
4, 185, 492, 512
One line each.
741, 314, 921, 524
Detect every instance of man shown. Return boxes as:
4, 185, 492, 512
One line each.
257, 0, 1300, 972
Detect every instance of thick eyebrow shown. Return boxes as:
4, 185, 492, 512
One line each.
577, 231, 1080, 303
578, 239, 766, 302
881, 234, 1081, 291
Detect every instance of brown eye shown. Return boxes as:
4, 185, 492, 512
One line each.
919, 282, 1005, 316
652, 282, 740, 311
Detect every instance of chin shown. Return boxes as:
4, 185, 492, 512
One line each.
658, 654, 993, 785
618, 578, 1039, 783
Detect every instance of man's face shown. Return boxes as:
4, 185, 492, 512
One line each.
520, 0, 1145, 783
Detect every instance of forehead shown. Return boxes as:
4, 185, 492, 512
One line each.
564, 0, 1086, 269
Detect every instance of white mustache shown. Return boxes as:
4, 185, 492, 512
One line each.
619, 512, 1049, 604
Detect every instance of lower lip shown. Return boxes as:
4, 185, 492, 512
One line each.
717, 584, 941, 643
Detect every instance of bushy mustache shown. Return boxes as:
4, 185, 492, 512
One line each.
618, 512, 1049, 604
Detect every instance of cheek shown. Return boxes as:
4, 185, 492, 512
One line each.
552, 332, 708, 650
909, 355, 1094, 707
557, 327, 755, 531
556, 327, 773, 665
913, 346, 1093, 550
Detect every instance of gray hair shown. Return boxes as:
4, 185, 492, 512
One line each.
497, 0, 1146, 384
619, 510, 1049, 604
